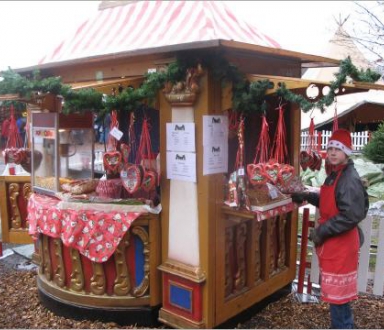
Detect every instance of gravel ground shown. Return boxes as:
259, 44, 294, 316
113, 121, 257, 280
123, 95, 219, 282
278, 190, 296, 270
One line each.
0, 249, 383, 329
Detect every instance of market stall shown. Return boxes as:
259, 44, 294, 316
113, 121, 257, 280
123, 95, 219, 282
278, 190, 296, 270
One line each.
2, 1, 384, 328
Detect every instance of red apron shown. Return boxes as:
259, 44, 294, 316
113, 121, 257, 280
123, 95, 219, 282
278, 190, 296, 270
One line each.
317, 170, 359, 304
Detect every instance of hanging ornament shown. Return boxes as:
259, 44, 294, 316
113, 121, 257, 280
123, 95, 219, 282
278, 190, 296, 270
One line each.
120, 143, 131, 165
246, 113, 270, 186
6, 105, 23, 149
253, 114, 270, 164
122, 117, 158, 193
234, 116, 247, 207
121, 164, 144, 194
247, 163, 269, 186
271, 101, 288, 164
300, 117, 315, 171
127, 111, 137, 163
103, 110, 123, 177
228, 108, 240, 139
299, 117, 322, 171
106, 110, 119, 152
103, 151, 122, 174
332, 97, 339, 132
135, 118, 155, 169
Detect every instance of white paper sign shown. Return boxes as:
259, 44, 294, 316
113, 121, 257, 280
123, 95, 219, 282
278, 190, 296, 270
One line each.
166, 151, 196, 182
166, 123, 195, 152
203, 115, 228, 146
203, 143, 228, 175
109, 127, 124, 141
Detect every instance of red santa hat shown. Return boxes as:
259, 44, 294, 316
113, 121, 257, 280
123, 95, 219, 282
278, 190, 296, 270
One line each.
327, 129, 353, 156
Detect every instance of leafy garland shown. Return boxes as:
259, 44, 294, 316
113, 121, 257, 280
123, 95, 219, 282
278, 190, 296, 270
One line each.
276, 56, 382, 113
0, 54, 381, 117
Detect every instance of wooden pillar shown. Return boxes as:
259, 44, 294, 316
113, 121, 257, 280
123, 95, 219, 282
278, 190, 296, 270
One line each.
158, 71, 208, 329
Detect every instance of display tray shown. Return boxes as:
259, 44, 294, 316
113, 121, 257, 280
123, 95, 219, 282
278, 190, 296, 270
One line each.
248, 197, 292, 212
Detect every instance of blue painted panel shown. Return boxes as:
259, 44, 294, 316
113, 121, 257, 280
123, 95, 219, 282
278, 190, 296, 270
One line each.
134, 235, 144, 285
170, 283, 192, 311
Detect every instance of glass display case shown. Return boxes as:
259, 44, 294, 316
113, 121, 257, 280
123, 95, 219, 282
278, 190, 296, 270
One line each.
31, 111, 94, 196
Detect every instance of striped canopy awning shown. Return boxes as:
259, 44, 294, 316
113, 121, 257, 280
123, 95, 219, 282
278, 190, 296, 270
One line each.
39, 0, 281, 65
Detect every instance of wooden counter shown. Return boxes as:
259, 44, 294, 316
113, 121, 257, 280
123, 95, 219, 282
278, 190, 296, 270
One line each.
214, 205, 298, 325
35, 213, 162, 326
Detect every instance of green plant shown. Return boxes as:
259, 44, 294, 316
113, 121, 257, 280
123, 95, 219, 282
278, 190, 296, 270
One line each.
363, 121, 384, 163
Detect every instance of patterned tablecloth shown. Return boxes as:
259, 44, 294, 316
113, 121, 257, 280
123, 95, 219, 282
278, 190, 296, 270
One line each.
251, 202, 297, 221
27, 193, 143, 263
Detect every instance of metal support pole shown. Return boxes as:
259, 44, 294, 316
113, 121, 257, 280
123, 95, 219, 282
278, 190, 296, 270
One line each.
307, 274, 312, 294
298, 208, 310, 294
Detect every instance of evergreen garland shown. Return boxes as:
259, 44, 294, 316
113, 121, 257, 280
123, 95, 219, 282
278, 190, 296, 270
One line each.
0, 54, 381, 116
276, 56, 382, 113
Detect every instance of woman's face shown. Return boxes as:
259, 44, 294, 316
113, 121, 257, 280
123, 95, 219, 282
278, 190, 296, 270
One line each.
326, 147, 348, 165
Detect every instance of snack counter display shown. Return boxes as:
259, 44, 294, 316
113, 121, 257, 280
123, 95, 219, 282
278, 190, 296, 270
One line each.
31, 112, 94, 196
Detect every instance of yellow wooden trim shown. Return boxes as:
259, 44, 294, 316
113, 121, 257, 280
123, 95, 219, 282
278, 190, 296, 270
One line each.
38, 276, 150, 307
159, 308, 206, 329
0, 175, 31, 243
8, 231, 33, 244
69, 76, 144, 90
0, 176, 10, 242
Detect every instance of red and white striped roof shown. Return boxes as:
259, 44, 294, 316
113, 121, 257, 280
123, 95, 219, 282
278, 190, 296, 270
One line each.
39, 1, 281, 65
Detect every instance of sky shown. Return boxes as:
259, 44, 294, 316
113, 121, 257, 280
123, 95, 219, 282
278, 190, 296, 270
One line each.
0, 1, 361, 72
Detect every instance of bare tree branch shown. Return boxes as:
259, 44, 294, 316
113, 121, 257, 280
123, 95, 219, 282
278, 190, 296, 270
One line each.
333, 1, 384, 66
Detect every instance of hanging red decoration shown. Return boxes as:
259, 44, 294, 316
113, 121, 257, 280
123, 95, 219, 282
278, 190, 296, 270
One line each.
136, 118, 155, 168
106, 110, 119, 151
228, 109, 240, 139
127, 111, 136, 162
6, 105, 23, 149
234, 116, 245, 171
332, 98, 339, 132
120, 143, 131, 165
271, 102, 288, 164
299, 117, 322, 171
121, 164, 144, 194
253, 114, 270, 164
103, 151, 122, 174
135, 117, 158, 192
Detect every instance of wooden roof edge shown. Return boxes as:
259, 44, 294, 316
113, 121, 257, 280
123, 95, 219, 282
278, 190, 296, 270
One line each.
12, 40, 222, 74
219, 40, 340, 68
12, 39, 340, 75
247, 74, 384, 95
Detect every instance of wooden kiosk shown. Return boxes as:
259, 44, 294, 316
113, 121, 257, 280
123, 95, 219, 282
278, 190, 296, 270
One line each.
4, 1, 384, 328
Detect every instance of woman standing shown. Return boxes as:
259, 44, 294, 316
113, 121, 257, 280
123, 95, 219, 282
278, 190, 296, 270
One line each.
292, 129, 368, 329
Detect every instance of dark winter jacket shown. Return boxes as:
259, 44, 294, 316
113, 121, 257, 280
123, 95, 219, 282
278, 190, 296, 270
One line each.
306, 159, 369, 245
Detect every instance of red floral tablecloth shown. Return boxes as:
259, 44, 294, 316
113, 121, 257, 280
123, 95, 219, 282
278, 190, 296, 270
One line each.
251, 202, 297, 221
27, 193, 143, 263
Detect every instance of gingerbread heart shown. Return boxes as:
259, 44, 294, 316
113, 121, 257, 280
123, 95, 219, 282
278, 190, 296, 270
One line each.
311, 151, 322, 171
279, 165, 295, 186
3, 148, 19, 164
299, 151, 314, 171
120, 164, 143, 194
247, 163, 268, 186
141, 170, 157, 192
103, 151, 122, 174
265, 163, 280, 184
